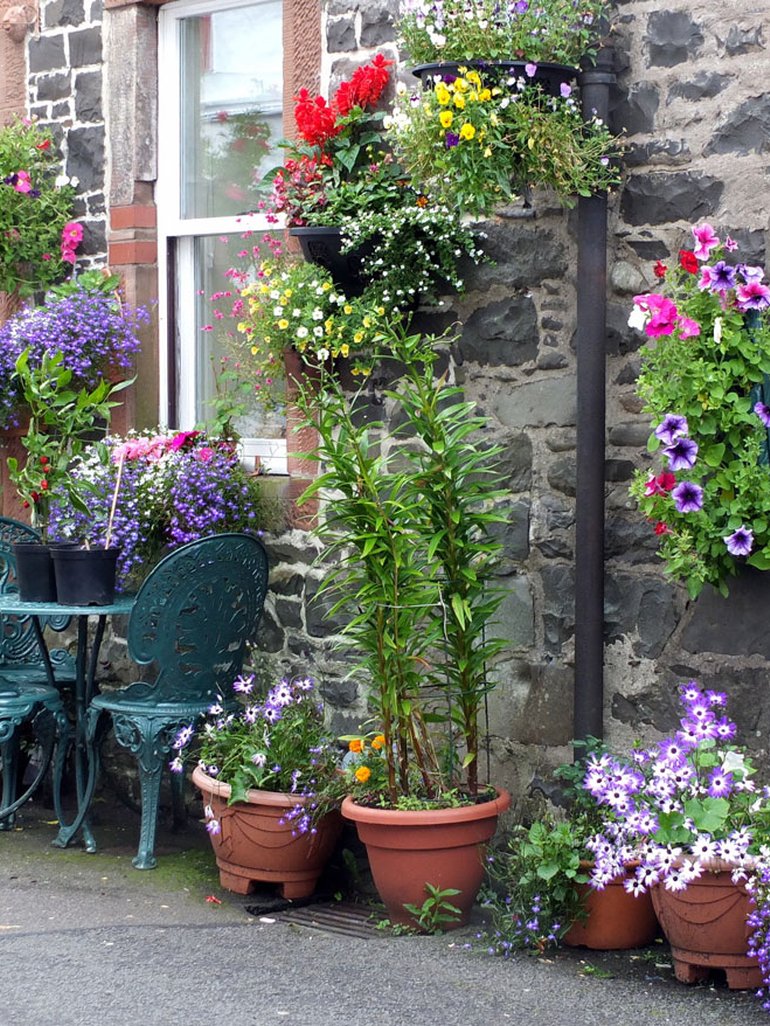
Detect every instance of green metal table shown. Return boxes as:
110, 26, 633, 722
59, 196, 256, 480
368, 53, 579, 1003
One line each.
0, 593, 136, 849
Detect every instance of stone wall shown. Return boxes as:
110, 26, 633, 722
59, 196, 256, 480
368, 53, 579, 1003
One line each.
28, 0, 107, 266
264, 0, 770, 806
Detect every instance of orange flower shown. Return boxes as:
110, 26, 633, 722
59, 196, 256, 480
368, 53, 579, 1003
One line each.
371, 734, 385, 750
354, 766, 371, 783
348, 738, 364, 753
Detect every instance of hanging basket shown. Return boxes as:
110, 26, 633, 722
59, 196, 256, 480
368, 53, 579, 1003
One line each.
289, 225, 373, 297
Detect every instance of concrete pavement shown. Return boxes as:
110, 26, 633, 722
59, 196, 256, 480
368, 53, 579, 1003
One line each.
0, 796, 767, 1026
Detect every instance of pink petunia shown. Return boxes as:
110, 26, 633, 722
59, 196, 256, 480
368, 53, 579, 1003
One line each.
634, 293, 679, 337
691, 223, 720, 261
676, 316, 701, 338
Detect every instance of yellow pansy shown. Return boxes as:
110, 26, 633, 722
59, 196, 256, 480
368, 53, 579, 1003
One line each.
435, 83, 450, 106
455, 76, 469, 92
466, 70, 481, 87
479, 88, 492, 101
439, 110, 453, 129
453, 94, 466, 110
469, 90, 478, 102
490, 112, 499, 126
459, 122, 476, 140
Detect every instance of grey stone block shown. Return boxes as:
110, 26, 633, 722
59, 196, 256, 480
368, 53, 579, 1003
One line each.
547, 456, 576, 497
67, 125, 105, 192
460, 296, 538, 367
74, 70, 103, 123
705, 94, 770, 157
621, 172, 723, 226
668, 72, 732, 103
681, 567, 770, 658
327, 16, 356, 52
494, 375, 576, 429
612, 83, 659, 135
29, 35, 66, 73
70, 27, 102, 67
645, 10, 704, 67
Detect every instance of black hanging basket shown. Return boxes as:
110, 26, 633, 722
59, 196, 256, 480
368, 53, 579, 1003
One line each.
13, 542, 57, 603
51, 547, 120, 606
290, 225, 374, 297
411, 60, 577, 97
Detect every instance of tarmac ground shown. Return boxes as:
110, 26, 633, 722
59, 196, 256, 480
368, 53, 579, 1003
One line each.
1, 790, 768, 1026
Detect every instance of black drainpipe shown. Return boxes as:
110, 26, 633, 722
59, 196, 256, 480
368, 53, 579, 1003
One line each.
574, 48, 616, 744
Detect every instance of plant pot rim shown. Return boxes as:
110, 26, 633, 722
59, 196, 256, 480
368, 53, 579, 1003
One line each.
341, 786, 510, 826
411, 59, 578, 74
192, 764, 311, 808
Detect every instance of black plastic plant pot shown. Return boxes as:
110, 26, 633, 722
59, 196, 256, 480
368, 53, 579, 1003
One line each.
411, 60, 577, 97
51, 547, 120, 606
290, 225, 373, 297
13, 541, 57, 603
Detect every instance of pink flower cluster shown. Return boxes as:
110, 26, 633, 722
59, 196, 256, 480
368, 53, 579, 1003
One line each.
60, 220, 83, 264
111, 430, 214, 465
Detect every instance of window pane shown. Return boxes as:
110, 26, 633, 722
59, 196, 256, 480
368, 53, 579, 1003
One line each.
193, 234, 286, 440
179, 1, 283, 219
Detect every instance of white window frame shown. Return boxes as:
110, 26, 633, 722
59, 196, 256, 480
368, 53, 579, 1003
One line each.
157, 0, 287, 473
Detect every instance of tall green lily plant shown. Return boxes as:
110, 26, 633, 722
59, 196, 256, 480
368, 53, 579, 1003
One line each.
298, 324, 506, 803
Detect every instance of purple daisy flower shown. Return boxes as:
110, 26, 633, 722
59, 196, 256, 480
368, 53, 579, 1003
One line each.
664, 436, 698, 470
707, 769, 734, 799
724, 526, 754, 556
671, 480, 704, 513
655, 413, 689, 446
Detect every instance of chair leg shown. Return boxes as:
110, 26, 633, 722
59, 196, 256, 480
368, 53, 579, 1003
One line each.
0, 732, 20, 830
170, 766, 187, 831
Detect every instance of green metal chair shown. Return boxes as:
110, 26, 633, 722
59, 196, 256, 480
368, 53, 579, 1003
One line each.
0, 516, 75, 827
67, 532, 269, 869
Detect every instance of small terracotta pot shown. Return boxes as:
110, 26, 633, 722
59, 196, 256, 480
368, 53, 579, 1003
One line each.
192, 766, 343, 899
651, 862, 761, 989
563, 863, 659, 950
342, 788, 511, 930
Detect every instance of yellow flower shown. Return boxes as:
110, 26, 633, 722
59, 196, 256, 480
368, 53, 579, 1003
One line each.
466, 70, 481, 87
354, 330, 364, 344
284, 288, 293, 298
468, 90, 478, 102
455, 76, 469, 92
435, 83, 450, 106
348, 738, 364, 753
479, 88, 491, 102
278, 318, 289, 330
343, 304, 353, 315
340, 343, 350, 357
250, 345, 258, 356
354, 766, 371, 783
483, 146, 492, 157
321, 281, 332, 291
453, 94, 466, 110
439, 110, 453, 129
459, 122, 475, 140
377, 306, 385, 315
528, 136, 536, 150
490, 112, 499, 126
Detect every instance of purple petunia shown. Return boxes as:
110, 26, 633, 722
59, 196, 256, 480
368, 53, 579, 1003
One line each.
724, 525, 754, 557
671, 480, 704, 513
655, 413, 688, 446
664, 436, 698, 471
698, 260, 737, 293
755, 401, 770, 427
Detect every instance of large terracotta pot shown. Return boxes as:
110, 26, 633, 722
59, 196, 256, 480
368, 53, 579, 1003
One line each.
650, 863, 761, 989
563, 864, 659, 950
192, 766, 343, 900
342, 787, 511, 930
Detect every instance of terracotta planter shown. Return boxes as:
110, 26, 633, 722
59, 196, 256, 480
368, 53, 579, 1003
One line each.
342, 787, 511, 930
650, 864, 761, 989
563, 864, 659, 950
192, 766, 342, 899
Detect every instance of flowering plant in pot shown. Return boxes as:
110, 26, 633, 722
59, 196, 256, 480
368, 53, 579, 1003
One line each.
629, 223, 770, 598
170, 673, 343, 898
207, 238, 384, 411
0, 115, 78, 299
398, 0, 611, 67
296, 323, 511, 928
268, 56, 485, 308
581, 680, 770, 993
483, 743, 658, 954
388, 66, 620, 217
5, 347, 131, 601
0, 273, 145, 430
49, 428, 280, 590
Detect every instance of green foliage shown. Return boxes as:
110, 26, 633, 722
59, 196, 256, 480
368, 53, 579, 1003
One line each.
390, 68, 621, 218
297, 323, 507, 803
485, 816, 590, 952
0, 116, 76, 297
630, 230, 770, 597
403, 883, 463, 932
6, 348, 130, 539
398, 0, 611, 66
